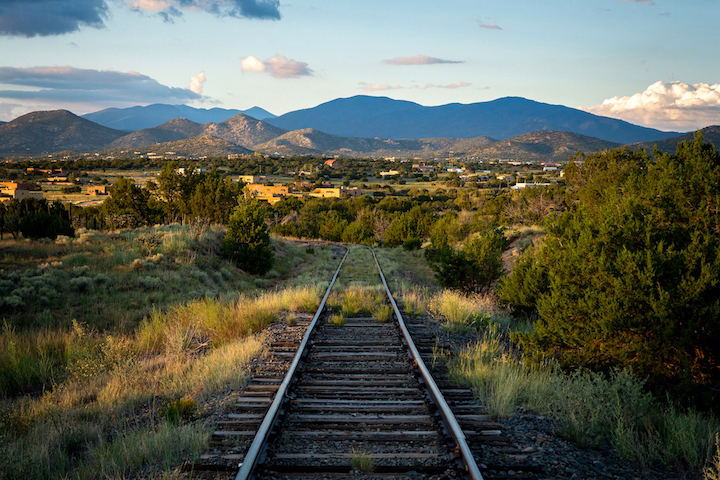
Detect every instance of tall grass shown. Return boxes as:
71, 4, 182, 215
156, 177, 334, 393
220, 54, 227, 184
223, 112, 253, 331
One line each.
138, 285, 321, 353
427, 290, 513, 332
452, 328, 720, 472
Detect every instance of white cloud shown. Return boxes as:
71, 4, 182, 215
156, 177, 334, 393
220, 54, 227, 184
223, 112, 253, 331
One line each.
359, 83, 403, 92
582, 81, 720, 131
240, 56, 266, 73
478, 23, 501, 30
383, 55, 462, 66
421, 82, 471, 89
189, 71, 206, 94
241, 55, 312, 78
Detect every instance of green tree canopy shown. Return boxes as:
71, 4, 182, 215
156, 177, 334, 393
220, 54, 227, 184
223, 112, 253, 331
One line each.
499, 134, 720, 406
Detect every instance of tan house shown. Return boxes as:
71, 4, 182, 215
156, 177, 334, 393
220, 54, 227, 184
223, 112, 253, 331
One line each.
247, 184, 292, 205
0, 182, 43, 202
240, 175, 268, 184
310, 187, 362, 198
88, 185, 109, 196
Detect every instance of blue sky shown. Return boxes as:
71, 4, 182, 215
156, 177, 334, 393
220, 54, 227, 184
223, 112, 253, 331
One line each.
1, 0, 718, 132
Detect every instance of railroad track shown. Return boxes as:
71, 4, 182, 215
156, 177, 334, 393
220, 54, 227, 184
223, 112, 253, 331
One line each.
192, 246, 538, 480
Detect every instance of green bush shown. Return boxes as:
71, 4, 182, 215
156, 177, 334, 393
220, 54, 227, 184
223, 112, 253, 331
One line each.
222, 197, 274, 275
426, 227, 507, 294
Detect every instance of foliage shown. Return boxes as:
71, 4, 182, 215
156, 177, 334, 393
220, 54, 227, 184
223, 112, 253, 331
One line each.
499, 134, 720, 407
102, 176, 163, 228
426, 227, 507, 294
18, 200, 74, 240
383, 205, 433, 248
222, 197, 274, 275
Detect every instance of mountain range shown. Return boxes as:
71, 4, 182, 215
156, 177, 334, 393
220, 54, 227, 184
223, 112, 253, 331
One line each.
0, 96, 713, 162
264, 95, 681, 144
82, 104, 276, 131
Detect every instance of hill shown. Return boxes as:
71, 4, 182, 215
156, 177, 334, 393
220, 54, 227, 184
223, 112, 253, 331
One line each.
107, 114, 286, 151
82, 104, 276, 131
107, 118, 206, 149
201, 114, 287, 147
473, 131, 621, 162
626, 125, 720, 154
0, 110, 126, 155
254, 128, 435, 157
266, 95, 682, 144
103, 135, 253, 158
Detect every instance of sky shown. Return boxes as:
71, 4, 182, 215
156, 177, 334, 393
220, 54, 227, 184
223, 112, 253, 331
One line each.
0, 0, 719, 132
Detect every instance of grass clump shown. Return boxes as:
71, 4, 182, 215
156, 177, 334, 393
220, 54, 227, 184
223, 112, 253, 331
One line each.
428, 290, 496, 332
328, 314, 345, 327
340, 284, 383, 317
161, 397, 197, 426
350, 449, 374, 473
373, 304, 392, 323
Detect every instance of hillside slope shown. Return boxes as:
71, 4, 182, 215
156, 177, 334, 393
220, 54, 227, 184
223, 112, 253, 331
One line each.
0, 110, 126, 155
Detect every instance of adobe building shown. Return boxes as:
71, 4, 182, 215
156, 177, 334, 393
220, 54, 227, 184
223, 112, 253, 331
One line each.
0, 182, 43, 202
246, 184, 292, 205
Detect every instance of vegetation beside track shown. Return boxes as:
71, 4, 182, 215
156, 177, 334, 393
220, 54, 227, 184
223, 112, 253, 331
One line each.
0, 228, 338, 480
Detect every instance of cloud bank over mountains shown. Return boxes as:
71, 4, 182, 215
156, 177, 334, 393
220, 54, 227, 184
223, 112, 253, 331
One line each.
0, 0, 280, 37
584, 81, 720, 132
0, 66, 204, 118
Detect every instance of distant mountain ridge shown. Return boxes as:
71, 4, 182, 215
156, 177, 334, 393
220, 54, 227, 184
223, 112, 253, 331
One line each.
0, 102, 713, 161
82, 104, 276, 131
265, 95, 682, 144
0, 110, 125, 154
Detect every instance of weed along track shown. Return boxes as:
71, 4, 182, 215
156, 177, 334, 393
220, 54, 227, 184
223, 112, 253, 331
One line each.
193, 246, 490, 479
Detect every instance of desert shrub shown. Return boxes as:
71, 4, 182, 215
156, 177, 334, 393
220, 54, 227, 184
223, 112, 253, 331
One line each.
137, 276, 165, 290
134, 232, 163, 256
69, 276, 94, 293
0, 279, 15, 294
1, 295, 24, 309
187, 269, 210, 285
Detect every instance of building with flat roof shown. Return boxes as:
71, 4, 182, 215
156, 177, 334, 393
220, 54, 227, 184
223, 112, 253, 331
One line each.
240, 175, 268, 184
0, 182, 43, 202
309, 187, 362, 198
247, 184, 292, 205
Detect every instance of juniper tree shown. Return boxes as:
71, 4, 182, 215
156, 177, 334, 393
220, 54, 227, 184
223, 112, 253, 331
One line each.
499, 134, 720, 406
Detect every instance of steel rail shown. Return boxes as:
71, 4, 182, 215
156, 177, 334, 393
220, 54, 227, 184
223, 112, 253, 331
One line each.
371, 248, 485, 480
235, 247, 349, 480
